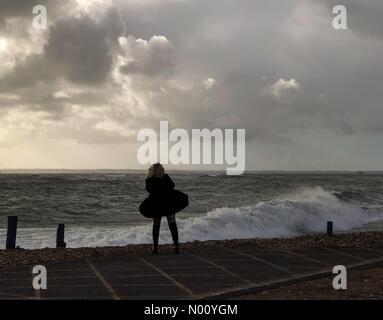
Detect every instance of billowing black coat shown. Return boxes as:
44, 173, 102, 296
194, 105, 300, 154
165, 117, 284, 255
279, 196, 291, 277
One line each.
139, 174, 189, 218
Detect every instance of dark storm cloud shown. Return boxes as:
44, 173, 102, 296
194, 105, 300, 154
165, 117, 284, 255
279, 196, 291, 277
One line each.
45, 10, 125, 84
0, 0, 383, 147
117, 0, 383, 140
0, 4, 125, 89
119, 36, 176, 77
0, 4, 127, 118
317, 0, 383, 41
0, 0, 75, 29
0, 0, 38, 19
0, 0, 36, 31
0, 54, 55, 91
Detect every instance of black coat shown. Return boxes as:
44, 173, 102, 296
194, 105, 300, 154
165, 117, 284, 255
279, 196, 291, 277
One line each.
139, 174, 189, 218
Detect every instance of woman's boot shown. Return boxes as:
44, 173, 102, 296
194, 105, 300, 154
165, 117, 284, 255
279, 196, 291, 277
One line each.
152, 221, 160, 255
169, 222, 179, 254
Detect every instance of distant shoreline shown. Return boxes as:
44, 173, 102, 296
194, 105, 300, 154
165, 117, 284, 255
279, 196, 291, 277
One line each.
1, 169, 383, 174
1, 231, 382, 270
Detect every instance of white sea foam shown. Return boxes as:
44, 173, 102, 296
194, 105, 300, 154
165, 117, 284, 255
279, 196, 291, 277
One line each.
1, 187, 382, 249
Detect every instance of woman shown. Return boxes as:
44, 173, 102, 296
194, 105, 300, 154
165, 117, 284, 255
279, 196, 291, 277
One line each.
139, 163, 188, 255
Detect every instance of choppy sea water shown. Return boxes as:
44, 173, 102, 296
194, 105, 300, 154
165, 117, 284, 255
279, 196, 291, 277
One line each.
0, 172, 382, 249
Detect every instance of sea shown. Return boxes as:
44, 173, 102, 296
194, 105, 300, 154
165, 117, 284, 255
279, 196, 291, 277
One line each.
0, 171, 382, 249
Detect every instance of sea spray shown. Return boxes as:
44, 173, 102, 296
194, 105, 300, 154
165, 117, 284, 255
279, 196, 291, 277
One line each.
6, 187, 381, 249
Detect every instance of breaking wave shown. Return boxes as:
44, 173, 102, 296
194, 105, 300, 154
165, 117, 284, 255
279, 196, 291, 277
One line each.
4, 187, 382, 249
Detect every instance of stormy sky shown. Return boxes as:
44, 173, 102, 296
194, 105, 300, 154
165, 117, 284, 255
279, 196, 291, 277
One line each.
0, 0, 382, 171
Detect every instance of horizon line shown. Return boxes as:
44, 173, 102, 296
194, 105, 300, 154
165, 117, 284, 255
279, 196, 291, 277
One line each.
0, 168, 382, 173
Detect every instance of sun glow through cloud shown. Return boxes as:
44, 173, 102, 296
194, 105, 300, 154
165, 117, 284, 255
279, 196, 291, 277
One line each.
0, 1, 383, 170
75, 0, 109, 12
0, 37, 8, 52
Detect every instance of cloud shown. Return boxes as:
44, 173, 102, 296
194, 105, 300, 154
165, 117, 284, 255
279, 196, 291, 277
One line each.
0, 0, 80, 30
119, 35, 176, 77
202, 78, 216, 90
0, 0, 383, 169
44, 9, 125, 85
0, 0, 38, 20
315, 0, 383, 41
0, 7, 126, 90
267, 78, 301, 102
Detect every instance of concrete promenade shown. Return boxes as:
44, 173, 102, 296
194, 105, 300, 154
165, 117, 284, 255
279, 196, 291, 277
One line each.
0, 245, 382, 299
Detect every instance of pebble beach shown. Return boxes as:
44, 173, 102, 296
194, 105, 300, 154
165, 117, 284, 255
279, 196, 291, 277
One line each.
1, 231, 382, 270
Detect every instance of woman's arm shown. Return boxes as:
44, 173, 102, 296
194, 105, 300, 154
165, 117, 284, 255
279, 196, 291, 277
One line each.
146, 179, 154, 193
165, 174, 175, 189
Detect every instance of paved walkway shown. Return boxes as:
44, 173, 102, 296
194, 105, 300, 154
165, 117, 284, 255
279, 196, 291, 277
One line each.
0, 245, 382, 299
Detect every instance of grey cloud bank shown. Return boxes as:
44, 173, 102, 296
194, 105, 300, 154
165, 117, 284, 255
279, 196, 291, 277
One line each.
0, 0, 382, 170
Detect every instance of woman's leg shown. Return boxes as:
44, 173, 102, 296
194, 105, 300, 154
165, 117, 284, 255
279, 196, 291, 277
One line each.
152, 217, 161, 254
167, 214, 179, 254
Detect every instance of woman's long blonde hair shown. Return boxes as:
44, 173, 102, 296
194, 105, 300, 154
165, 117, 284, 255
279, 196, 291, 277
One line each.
147, 163, 165, 178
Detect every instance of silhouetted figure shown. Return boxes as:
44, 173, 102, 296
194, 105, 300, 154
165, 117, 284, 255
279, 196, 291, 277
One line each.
139, 163, 188, 255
